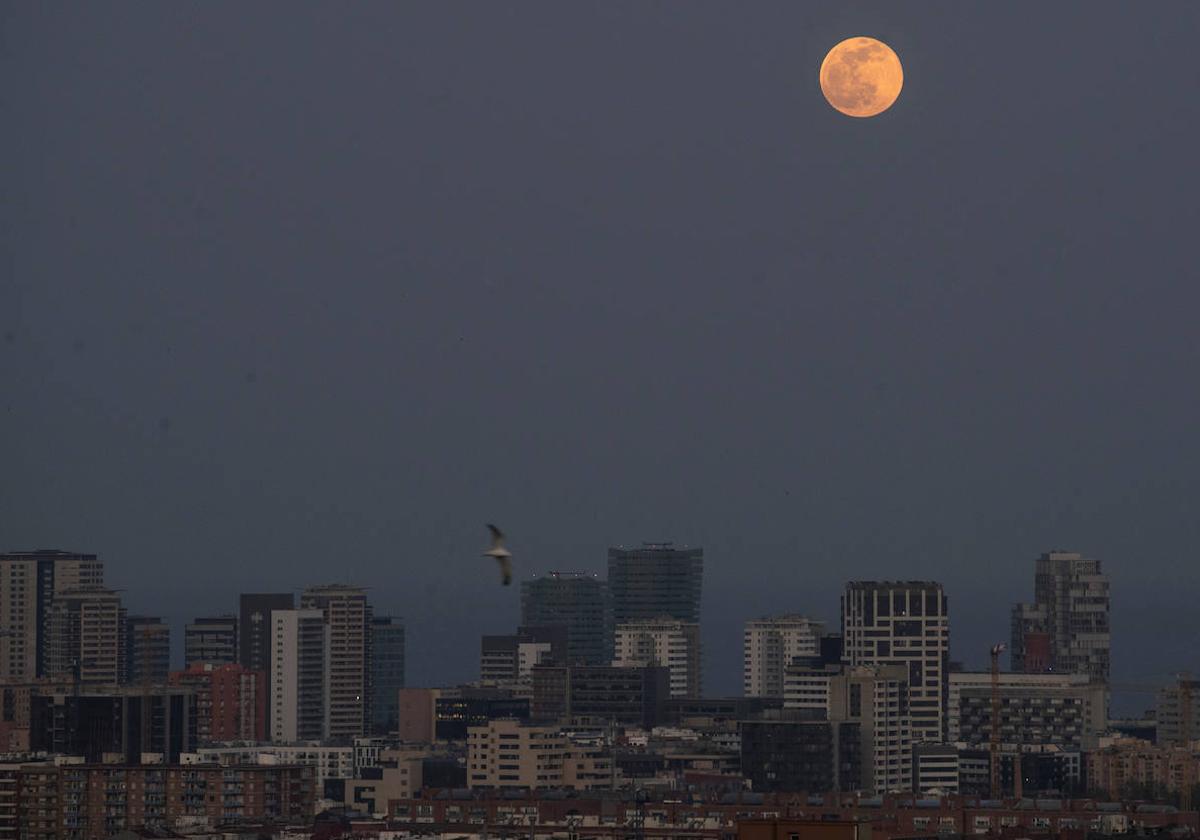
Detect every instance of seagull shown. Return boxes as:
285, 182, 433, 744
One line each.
483, 523, 513, 585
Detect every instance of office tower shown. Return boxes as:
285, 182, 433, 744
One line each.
947, 671, 1106, 751
743, 615, 825, 698
371, 615, 405, 735
29, 686, 199, 763
124, 615, 170, 685
1011, 551, 1111, 686
300, 584, 373, 739
607, 543, 703, 628
842, 581, 949, 743
239, 593, 295, 671
44, 585, 125, 685
531, 664, 670, 728
480, 626, 566, 684
0, 550, 103, 681
613, 618, 701, 698
780, 661, 913, 793
270, 609, 328, 742
184, 615, 238, 667
520, 571, 611, 666
170, 662, 267, 744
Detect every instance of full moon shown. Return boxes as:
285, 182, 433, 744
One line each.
820, 37, 903, 118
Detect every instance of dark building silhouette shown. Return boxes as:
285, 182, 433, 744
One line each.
123, 615, 170, 685
531, 664, 669, 728
434, 693, 530, 741
607, 543, 703, 629
520, 572, 611, 666
739, 717, 862, 793
371, 615, 405, 735
184, 614, 238, 667
30, 687, 198, 763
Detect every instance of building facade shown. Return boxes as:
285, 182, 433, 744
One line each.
238, 592, 294, 673
467, 718, 614, 790
29, 687, 199, 764
531, 664, 669, 728
947, 671, 1106, 751
1011, 551, 1111, 686
170, 662, 267, 744
480, 626, 565, 684
842, 581, 949, 743
300, 584, 373, 739
371, 615, 405, 735
521, 571, 611, 666
44, 586, 125, 685
608, 543, 703, 629
123, 615, 170, 685
184, 614, 238, 667
0, 550, 104, 683
744, 615, 824, 698
613, 617, 702, 699
270, 608, 328, 743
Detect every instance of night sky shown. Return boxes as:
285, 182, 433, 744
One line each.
3, 3, 1199, 705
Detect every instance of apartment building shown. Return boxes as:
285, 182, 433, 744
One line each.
743, 615, 824, 698
613, 617, 701, 699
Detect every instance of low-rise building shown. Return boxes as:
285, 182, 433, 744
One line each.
467, 719, 614, 790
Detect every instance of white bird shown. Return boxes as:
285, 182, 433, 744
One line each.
483, 523, 513, 585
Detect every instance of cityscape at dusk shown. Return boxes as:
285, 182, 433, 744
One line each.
4, 1, 1200, 838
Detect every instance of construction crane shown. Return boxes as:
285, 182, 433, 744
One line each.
990, 643, 1007, 799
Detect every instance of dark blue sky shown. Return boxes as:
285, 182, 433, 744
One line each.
3, 2, 1198, 706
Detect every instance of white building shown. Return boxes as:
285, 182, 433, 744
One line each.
613, 617, 701, 699
843, 581, 949, 743
270, 608, 328, 743
185, 743, 354, 788
782, 661, 913, 794
743, 615, 824, 698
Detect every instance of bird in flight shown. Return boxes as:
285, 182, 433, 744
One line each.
483, 523, 513, 585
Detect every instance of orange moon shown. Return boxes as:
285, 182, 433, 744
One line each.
820, 37, 903, 118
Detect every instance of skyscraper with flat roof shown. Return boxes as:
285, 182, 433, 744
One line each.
607, 543, 702, 628
270, 608, 327, 742
371, 615, 405, 735
0, 550, 104, 681
842, 580, 949, 743
300, 584, 372, 739
744, 615, 825, 698
45, 586, 125, 685
520, 572, 610, 666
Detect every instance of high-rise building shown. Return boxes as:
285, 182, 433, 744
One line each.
842, 581, 949, 743
613, 617, 701, 698
184, 615, 238, 667
781, 662, 913, 793
371, 615, 405, 735
170, 662, 267, 744
124, 615, 170, 685
1011, 551, 1110, 686
270, 608, 328, 743
0, 550, 104, 682
520, 572, 611, 666
300, 584, 373, 739
743, 615, 825, 698
607, 543, 702, 628
1155, 677, 1200, 747
44, 586, 125, 685
480, 626, 566, 684
740, 717, 862, 793
239, 593, 294, 672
